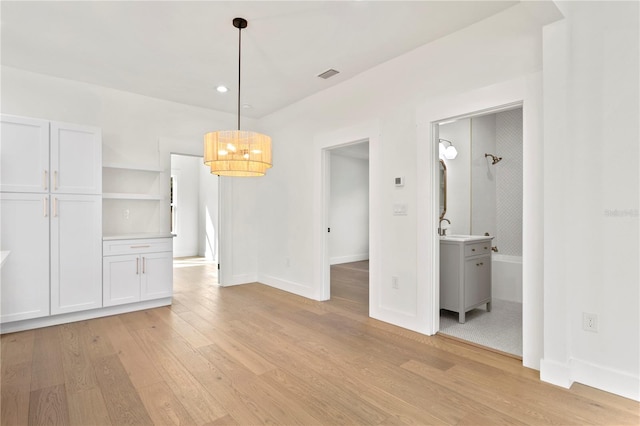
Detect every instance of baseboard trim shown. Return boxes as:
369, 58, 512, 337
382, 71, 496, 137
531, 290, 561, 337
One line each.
329, 254, 369, 265
259, 274, 315, 299
571, 359, 640, 401
223, 274, 258, 287
540, 357, 640, 401
0, 298, 172, 334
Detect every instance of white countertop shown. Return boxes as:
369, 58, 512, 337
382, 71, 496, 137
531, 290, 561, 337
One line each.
440, 235, 494, 242
0, 251, 10, 268
103, 233, 175, 241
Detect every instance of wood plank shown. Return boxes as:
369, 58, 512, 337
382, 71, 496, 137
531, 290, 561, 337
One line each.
92, 354, 153, 425
59, 322, 98, 394
28, 384, 70, 425
67, 387, 111, 426
30, 327, 65, 390
1, 363, 31, 426
133, 328, 229, 425
137, 381, 198, 426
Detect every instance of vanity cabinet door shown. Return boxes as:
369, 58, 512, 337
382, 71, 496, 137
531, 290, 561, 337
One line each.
464, 255, 491, 308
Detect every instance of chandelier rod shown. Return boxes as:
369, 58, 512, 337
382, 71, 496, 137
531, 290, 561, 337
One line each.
233, 17, 247, 132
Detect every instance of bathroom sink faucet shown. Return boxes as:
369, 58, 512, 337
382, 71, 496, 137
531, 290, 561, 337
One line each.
438, 218, 451, 236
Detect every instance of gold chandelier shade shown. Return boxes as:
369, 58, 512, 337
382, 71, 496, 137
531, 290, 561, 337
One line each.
204, 130, 272, 177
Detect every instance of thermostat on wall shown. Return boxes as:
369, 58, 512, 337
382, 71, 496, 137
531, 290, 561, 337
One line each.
395, 176, 404, 187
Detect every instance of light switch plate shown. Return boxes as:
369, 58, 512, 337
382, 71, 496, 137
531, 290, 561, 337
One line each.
393, 204, 408, 216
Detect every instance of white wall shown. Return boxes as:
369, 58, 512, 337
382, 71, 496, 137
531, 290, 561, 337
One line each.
541, 1, 640, 400
329, 153, 369, 265
198, 164, 218, 261
171, 154, 200, 257
254, 2, 552, 336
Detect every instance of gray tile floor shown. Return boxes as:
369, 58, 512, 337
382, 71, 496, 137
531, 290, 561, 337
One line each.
439, 299, 522, 357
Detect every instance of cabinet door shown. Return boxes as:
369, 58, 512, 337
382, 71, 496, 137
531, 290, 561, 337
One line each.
140, 252, 173, 300
0, 193, 50, 323
103, 255, 141, 306
464, 256, 491, 308
0, 115, 49, 193
51, 195, 102, 314
50, 122, 101, 195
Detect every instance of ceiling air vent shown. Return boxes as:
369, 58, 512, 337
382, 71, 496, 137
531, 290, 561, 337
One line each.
317, 69, 340, 79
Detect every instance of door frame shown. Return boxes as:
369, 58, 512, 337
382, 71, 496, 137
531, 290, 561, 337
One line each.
416, 75, 543, 370
313, 121, 380, 314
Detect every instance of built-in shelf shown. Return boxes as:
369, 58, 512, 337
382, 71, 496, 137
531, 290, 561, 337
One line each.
102, 193, 163, 200
103, 163, 164, 173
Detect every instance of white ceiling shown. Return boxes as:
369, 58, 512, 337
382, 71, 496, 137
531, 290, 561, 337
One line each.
1, 1, 518, 118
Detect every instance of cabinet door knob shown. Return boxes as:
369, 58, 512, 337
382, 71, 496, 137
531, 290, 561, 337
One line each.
43, 197, 48, 217
53, 198, 58, 217
43, 170, 48, 190
142, 257, 146, 274
472, 248, 476, 252
54, 170, 58, 191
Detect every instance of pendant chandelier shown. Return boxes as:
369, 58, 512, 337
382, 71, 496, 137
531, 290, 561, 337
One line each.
204, 17, 272, 177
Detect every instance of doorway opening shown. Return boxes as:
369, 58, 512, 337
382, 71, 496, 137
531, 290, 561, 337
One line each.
436, 106, 523, 358
170, 154, 219, 283
324, 141, 370, 314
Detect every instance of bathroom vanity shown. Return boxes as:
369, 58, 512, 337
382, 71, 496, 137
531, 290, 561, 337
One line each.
440, 235, 493, 323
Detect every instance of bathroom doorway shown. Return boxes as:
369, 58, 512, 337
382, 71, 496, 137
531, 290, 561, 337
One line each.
436, 106, 523, 358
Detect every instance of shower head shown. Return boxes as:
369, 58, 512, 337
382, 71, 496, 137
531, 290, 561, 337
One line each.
485, 153, 502, 165
485, 153, 502, 164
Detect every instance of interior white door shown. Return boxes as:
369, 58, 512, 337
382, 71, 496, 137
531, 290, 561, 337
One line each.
50, 194, 102, 314
50, 122, 102, 195
0, 115, 49, 193
0, 193, 50, 323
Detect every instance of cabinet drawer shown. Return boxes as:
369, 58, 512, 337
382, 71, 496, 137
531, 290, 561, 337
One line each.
103, 238, 172, 256
465, 241, 491, 257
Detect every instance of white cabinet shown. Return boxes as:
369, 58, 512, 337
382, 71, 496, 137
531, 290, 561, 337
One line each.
0, 193, 50, 322
0, 114, 102, 324
0, 115, 101, 195
103, 238, 173, 307
51, 195, 102, 315
0, 115, 49, 193
440, 237, 493, 323
50, 122, 102, 195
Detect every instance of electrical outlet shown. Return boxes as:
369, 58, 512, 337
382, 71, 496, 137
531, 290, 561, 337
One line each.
392, 276, 399, 289
583, 312, 598, 332
123, 209, 130, 220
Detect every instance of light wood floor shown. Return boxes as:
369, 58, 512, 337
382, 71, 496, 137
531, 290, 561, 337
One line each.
2, 261, 639, 425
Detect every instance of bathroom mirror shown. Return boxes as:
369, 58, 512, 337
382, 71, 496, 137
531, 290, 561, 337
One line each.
439, 159, 447, 220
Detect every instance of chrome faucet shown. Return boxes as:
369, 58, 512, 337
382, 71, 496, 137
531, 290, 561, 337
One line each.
438, 218, 451, 236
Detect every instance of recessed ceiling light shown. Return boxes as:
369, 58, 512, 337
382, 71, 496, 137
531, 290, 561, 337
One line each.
216, 85, 228, 93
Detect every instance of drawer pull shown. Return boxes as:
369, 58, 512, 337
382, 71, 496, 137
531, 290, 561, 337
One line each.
471, 248, 476, 252
476, 262, 484, 266
142, 257, 146, 274
54, 170, 58, 190
136, 258, 139, 274
484, 247, 488, 250
43, 170, 48, 190
130, 245, 151, 249
43, 197, 48, 217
